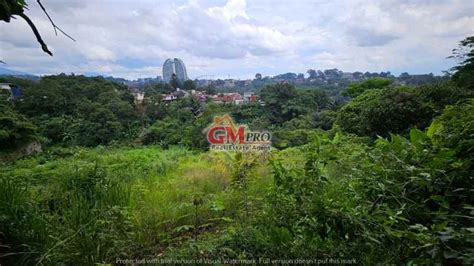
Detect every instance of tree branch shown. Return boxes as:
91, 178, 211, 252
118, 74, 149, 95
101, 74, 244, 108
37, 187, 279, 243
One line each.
37, 0, 76, 42
17, 13, 53, 56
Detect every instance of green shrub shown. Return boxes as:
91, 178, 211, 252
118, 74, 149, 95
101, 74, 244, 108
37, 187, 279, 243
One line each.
336, 81, 469, 138
0, 103, 40, 152
221, 115, 473, 264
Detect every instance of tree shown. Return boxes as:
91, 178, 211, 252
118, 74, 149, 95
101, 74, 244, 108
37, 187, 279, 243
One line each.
183, 80, 196, 91
297, 89, 331, 111
417, 80, 469, 113
170, 73, 180, 89
336, 87, 433, 137
255, 73, 262, 80
6, 74, 138, 146
260, 83, 300, 124
142, 99, 195, 147
344, 78, 393, 97
0, 103, 39, 151
336, 79, 469, 138
274, 73, 297, 80
450, 36, 474, 90
306, 69, 317, 79
203, 85, 216, 95
313, 110, 336, 130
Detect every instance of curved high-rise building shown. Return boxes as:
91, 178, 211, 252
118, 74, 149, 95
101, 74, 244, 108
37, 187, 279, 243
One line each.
163, 58, 188, 83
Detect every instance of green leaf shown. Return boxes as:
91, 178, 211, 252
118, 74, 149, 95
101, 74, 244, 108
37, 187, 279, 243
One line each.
410, 129, 429, 143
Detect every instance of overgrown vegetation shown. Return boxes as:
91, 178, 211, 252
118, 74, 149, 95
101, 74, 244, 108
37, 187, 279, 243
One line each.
0, 147, 272, 264
0, 36, 472, 264
335, 81, 468, 138
1, 75, 138, 147
0, 103, 39, 154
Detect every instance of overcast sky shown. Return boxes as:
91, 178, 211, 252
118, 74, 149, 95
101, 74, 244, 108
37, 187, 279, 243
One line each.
1, 0, 473, 79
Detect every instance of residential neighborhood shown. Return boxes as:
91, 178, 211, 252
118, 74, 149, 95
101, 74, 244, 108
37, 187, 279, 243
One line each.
161, 89, 259, 105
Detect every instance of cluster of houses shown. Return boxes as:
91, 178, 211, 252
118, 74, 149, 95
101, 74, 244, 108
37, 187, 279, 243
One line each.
162, 88, 188, 102
162, 89, 259, 105
212, 92, 258, 104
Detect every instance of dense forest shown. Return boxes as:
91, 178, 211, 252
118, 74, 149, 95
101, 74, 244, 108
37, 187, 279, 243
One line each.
0, 36, 473, 264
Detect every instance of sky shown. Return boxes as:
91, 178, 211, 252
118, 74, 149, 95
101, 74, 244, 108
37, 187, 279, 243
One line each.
0, 0, 473, 80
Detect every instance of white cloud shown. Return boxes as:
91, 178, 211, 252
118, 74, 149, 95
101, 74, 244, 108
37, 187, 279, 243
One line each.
82, 46, 116, 61
207, 0, 249, 20
0, 0, 472, 79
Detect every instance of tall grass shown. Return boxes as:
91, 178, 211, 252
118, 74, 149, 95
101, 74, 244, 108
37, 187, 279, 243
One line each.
0, 146, 271, 264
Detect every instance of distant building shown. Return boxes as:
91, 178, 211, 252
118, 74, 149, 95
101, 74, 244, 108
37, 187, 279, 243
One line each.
212, 93, 243, 105
163, 94, 178, 102
0, 83, 21, 101
162, 88, 189, 102
190, 90, 210, 103
137, 76, 162, 84
243, 92, 258, 103
163, 58, 188, 83
132, 91, 144, 104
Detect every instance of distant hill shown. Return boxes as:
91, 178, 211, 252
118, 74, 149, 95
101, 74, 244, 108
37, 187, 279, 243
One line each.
0, 67, 39, 80
83, 71, 106, 77
0, 67, 31, 76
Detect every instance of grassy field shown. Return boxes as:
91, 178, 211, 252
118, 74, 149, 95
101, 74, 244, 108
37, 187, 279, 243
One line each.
0, 146, 272, 264
1, 125, 472, 264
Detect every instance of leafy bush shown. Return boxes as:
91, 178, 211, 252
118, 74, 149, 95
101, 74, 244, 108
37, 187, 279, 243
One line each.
219, 109, 473, 264
428, 99, 474, 155
272, 128, 320, 149
335, 82, 467, 138
0, 103, 39, 152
